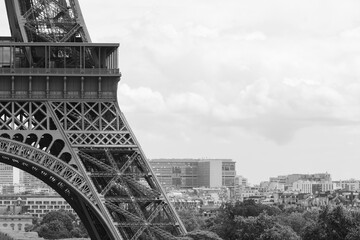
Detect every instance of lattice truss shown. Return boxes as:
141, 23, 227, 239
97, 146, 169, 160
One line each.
78, 149, 182, 240
51, 101, 135, 147
0, 99, 185, 239
0, 101, 56, 130
20, 0, 88, 42
0, 101, 94, 198
0, 137, 94, 203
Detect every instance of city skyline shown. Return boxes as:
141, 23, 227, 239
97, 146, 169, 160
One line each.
1, 1, 360, 184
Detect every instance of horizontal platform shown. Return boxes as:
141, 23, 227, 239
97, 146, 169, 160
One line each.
0, 41, 120, 47
0, 67, 121, 76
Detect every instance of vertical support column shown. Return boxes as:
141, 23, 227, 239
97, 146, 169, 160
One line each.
11, 76, 14, 98
79, 46, 82, 69
9, 45, 12, 70
28, 76, 32, 98
115, 49, 118, 69
45, 45, 47, 70
98, 77, 102, 99
63, 76, 67, 99
12, 45, 15, 71
46, 76, 50, 98
81, 76, 84, 98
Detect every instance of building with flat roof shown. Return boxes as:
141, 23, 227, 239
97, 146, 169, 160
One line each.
0, 194, 75, 218
149, 159, 236, 192
0, 215, 33, 232
19, 170, 50, 191
0, 163, 13, 186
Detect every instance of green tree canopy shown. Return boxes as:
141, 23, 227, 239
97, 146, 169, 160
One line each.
41, 210, 75, 232
178, 209, 205, 232
32, 210, 88, 239
259, 223, 300, 240
37, 220, 71, 239
205, 200, 281, 240
185, 230, 223, 240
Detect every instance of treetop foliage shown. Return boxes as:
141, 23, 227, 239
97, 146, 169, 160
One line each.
178, 200, 360, 240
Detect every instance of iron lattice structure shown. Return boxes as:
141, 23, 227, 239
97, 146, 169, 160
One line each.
0, 1, 186, 240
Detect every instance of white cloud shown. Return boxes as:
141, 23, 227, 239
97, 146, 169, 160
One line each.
232, 31, 267, 41
118, 84, 166, 113
340, 27, 360, 38
167, 92, 210, 115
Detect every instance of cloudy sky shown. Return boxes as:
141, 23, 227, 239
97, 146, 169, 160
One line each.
2, 0, 360, 184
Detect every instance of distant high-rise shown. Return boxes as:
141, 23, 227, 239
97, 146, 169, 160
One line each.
149, 158, 236, 190
19, 170, 49, 190
0, 163, 13, 185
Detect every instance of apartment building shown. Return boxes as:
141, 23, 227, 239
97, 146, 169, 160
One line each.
0, 195, 75, 218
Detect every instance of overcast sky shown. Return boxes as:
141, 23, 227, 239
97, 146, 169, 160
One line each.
2, 1, 360, 184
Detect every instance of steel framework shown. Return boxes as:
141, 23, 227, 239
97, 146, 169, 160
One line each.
0, 1, 186, 240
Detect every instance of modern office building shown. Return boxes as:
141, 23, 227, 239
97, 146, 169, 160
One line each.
19, 170, 50, 191
0, 164, 13, 186
149, 159, 236, 191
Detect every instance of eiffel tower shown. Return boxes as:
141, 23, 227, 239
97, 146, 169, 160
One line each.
0, 1, 186, 239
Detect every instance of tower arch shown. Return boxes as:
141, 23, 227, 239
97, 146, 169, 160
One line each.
0, 137, 112, 239
1, 0, 187, 239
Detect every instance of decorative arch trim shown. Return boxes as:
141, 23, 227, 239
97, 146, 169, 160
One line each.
0, 137, 114, 239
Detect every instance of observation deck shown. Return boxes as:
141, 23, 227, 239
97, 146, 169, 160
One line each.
0, 38, 120, 100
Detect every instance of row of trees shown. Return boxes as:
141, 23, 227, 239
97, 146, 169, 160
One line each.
28, 200, 360, 240
177, 200, 360, 240
28, 210, 88, 239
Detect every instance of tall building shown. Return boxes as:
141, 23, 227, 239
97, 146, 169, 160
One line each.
0, 163, 13, 185
234, 175, 249, 199
19, 170, 49, 191
149, 158, 236, 190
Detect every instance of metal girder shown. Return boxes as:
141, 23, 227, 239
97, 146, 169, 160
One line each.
78, 151, 116, 173
105, 201, 144, 223
105, 197, 162, 203
2, 0, 187, 239
123, 176, 161, 198
5, 0, 91, 43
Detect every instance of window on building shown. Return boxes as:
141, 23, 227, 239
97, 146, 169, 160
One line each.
172, 178, 182, 186
172, 167, 181, 174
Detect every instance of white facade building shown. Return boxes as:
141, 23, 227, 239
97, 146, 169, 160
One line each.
292, 180, 333, 194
